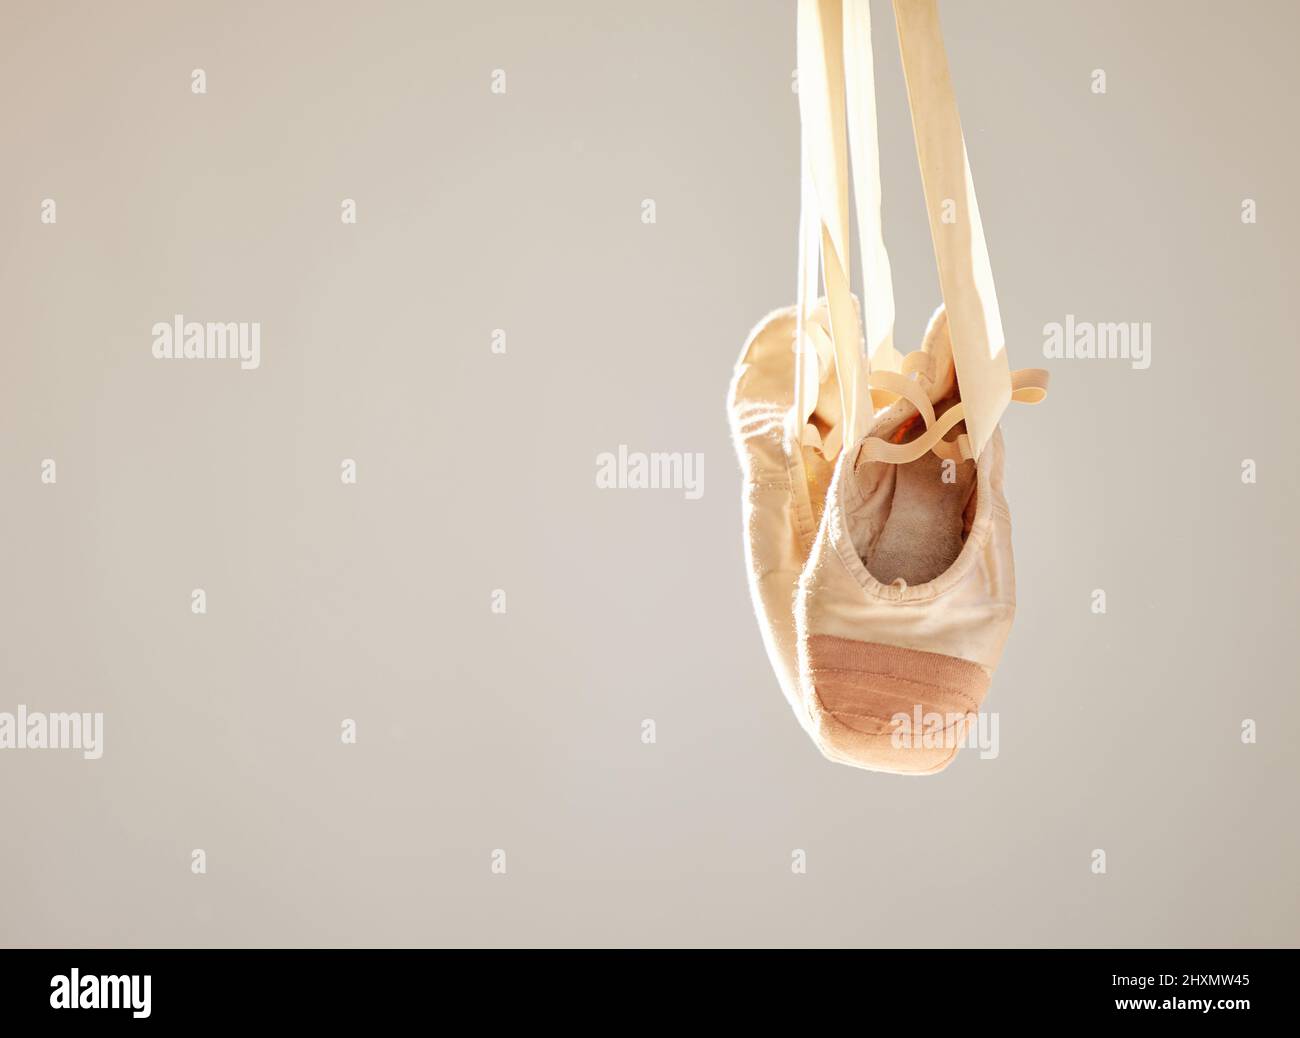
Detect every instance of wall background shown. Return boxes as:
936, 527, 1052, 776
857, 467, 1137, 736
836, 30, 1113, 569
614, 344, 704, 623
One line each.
2, 0, 1297, 947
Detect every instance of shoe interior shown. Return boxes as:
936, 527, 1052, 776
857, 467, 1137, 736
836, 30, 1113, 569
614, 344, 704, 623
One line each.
846, 395, 978, 587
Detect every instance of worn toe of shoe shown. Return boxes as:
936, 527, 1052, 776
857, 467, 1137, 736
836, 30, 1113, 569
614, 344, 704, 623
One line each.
804, 634, 990, 774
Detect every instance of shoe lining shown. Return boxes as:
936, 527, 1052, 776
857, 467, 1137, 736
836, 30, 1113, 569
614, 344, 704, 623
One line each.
849, 396, 977, 586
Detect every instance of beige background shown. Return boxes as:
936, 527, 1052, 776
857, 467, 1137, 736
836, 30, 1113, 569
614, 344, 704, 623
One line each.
1, 0, 1297, 947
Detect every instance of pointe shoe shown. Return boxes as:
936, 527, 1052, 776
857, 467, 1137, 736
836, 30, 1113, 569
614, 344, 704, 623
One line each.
795, 306, 1017, 774
727, 300, 846, 735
